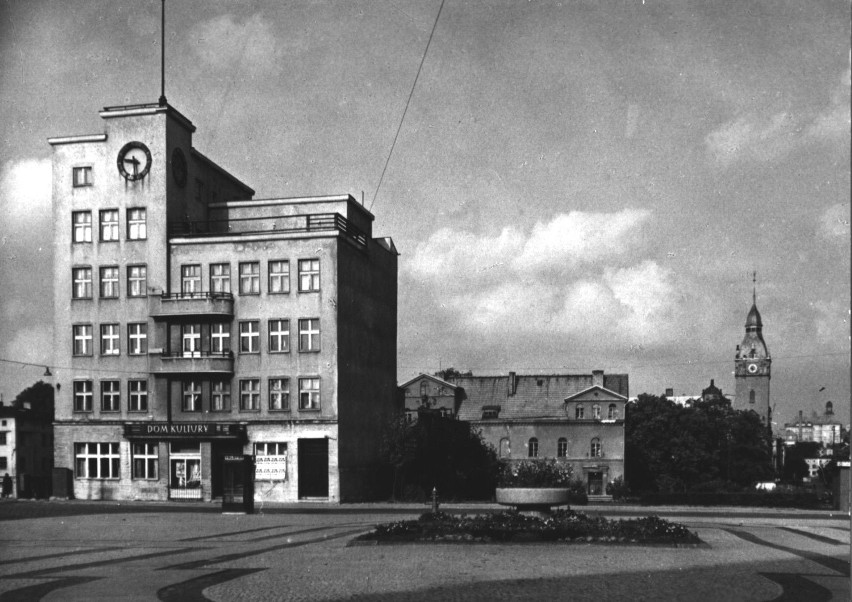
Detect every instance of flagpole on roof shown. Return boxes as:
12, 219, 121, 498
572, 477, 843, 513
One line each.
159, 0, 167, 106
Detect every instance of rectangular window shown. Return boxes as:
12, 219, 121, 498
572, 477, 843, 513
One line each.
72, 166, 93, 187
268, 319, 290, 353
127, 265, 147, 297
72, 267, 92, 299
132, 443, 158, 479
129, 380, 148, 412
298, 318, 320, 352
182, 324, 201, 358
211, 323, 230, 354
210, 263, 231, 294
100, 266, 119, 298
268, 260, 290, 294
128, 323, 147, 355
127, 208, 147, 240
269, 378, 289, 411
239, 262, 260, 295
75, 442, 119, 479
298, 259, 320, 292
72, 211, 92, 243
100, 323, 120, 355
240, 379, 260, 411
299, 378, 320, 410
255, 442, 287, 456
182, 381, 201, 412
239, 321, 260, 354
101, 380, 120, 412
255, 442, 287, 481
73, 380, 93, 412
100, 209, 119, 242
211, 380, 231, 412
181, 265, 202, 295
72, 324, 93, 356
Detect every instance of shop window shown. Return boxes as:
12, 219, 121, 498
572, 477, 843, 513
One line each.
75, 442, 119, 479
132, 443, 158, 479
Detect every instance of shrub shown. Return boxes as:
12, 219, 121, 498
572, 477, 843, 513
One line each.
606, 476, 630, 500
497, 459, 573, 488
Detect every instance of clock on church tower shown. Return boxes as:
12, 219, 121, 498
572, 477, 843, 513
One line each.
734, 286, 771, 425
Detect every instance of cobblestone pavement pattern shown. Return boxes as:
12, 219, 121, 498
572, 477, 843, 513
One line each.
0, 501, 848, 601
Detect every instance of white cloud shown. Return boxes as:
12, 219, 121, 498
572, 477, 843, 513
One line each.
408, 226, 524, 283
706, 66, 851, 168
514, 209, 651, 270
189, 14, 282, 74
819, 203, 851, 241
0, 157, 52, 230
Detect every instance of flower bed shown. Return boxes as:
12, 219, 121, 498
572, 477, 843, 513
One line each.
353, 510, 702, 545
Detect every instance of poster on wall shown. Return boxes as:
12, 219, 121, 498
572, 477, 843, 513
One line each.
255, 452, 288, 481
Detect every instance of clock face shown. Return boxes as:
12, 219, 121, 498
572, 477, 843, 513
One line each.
747, 363, 758, 374
117, 142, 152, 181
171, 147, 187, 187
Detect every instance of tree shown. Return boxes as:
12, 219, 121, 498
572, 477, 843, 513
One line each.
434, 367, 472, 380
781, 441, 821, 484
625, 393, 773, 493
13, 381, 54, 422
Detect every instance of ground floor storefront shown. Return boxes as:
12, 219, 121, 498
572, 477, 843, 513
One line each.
53, 421, 340, 503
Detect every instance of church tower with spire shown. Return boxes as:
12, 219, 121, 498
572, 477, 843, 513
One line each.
734, 274, 771, 425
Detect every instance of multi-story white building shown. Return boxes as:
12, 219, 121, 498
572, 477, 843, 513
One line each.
50, 100, 398, 503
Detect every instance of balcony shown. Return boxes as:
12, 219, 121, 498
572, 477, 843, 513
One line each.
150, 351, 234, 375
149, 292, 234, 319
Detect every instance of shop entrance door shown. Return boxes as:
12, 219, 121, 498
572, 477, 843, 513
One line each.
297, 438, 328, 498
169, 442, 202, 500
212, 441, 244, 498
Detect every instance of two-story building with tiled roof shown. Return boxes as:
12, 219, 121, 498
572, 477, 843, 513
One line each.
400, 369, 627, 499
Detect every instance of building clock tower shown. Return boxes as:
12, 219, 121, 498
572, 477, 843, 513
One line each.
734, 275, 771, 426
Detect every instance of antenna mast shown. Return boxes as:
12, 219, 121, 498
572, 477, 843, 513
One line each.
158, 0, 167, 106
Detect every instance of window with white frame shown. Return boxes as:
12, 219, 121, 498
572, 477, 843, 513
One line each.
181, 265, 201, 295
255, 442, 287, 481
127, 208, 147, 240
298, 377, 320, 410
268, 319, 289, 353
72, 166, 93, 187
182, 381, 201, 412
240, 379, 260, 411
608, 404, 618, 420
73, 324, 93, 356
72, 267, 92, 299
269, 378, 289, 411
72, 211, 92, 243
298, 318, 320, 352
593, 404, 601, 419
99, 209, 119, 241
211, 323, 230, 354
211, 380, 231, 411
590, 437, 602, 458
528, 437, 539, 458
210, 263, 230, 294
100, 324, 120, 355
575, 404, 584, 419
127, 265, 147, 297
100, 266, 119, 298
298, 258, 320, 292
75, 442, 120, 479
101, 380, 120, 411
129, 380, 148, 412
557, 437, 568, 458
132, 443, 158, 479
268, 260, 289, 294
239, 321, 259, 354
128, 323, 147, 355
182, 324, 201, 357
239, 262, 260, 295
73, 380, 93, 412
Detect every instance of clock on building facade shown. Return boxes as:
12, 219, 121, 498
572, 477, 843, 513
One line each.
734, 291, 771, 426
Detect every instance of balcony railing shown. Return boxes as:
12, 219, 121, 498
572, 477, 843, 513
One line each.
149, 351, 234, 375
149, 292, 234, 319
168, 212, 367, 249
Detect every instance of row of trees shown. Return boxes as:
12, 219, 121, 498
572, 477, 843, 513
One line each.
625, 394, 774, 493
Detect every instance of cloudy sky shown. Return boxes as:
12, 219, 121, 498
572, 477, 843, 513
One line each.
1, 0, 849, 426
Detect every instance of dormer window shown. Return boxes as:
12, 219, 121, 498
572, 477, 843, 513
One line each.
482, 405, 500, 420
592, 404, 601, 419
575, 404, 585, 419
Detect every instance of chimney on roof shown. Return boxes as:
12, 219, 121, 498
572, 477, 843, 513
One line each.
508, 372, 517, 396
592, 370, 604, 388
665, 388, 674, 398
